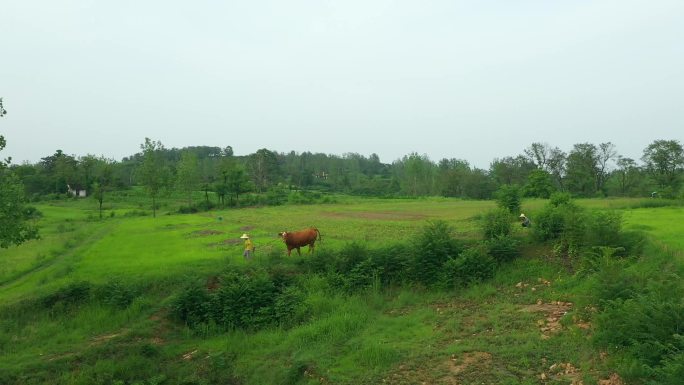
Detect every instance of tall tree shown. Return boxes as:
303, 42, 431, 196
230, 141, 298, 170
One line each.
137, 138, 169, 217
613, 156, 641, 196
642, 139, 684, 192
565, 143, 598, 196
524, 142, 553, 171
91, 156, 114, 219
247, 148, 279, 193
176, 151, 200, 206
397, 153, 436, 196
489, 155, 536, 186
546, 147, 567, 190
596, 142, 617, 193
0, 135, 38, 247
438, 158, 470, 197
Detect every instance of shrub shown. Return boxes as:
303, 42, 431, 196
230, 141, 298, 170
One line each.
172, 270, 306, 331
495, 185, 522, 214
342, 258, 379, 293
95, 279, 138, 309
333, 242, 369, 274
42, 281, 91, 309
549, 192, 572, 207
443, 245, 495, 287
481, 208, 513, 240
585, 211, 622, 247
171, 284, 211, 326
368, 243, 412, 287
411, 221, 463, 286
485, 235, 520, 263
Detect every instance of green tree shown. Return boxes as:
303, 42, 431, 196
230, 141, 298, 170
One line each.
227, 165, 251, 206
137, 138, 169, 217
248, 148, 279, 193
524, 142, 553, 171
612, 157, 641, 196
546, 147, 567, 190
596, 142, 617, 193
642, 139, 684, 193
0, 135, 38, 247
524, 169, 556, 198
490, 155, 536, 187
565, 143, 599, 196
176, 151, 200, 206
397, 153, 436, 196
495, 184, 522, 214
438, 158, 470, 197
90, 157, 114, 219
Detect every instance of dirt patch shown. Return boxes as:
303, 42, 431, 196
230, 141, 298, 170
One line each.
322, 211, 428, 221
598, 373, 625, 385
540, 362, 582, 384
239, 225, 255, 231
189, 229, 224, 237
90, 330, 128, 346
520, 301, 572, 339
446, 351, 493, 377
383, 352, 493, 385
206, 275, 220, 291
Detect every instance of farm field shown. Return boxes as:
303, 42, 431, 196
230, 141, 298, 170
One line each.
0, 196, 681, 385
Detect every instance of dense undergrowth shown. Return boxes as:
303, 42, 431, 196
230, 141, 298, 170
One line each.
1, 196, 684, 384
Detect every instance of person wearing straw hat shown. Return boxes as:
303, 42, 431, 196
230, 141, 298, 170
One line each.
240, 233, 254, 259
519, 213, 531, 228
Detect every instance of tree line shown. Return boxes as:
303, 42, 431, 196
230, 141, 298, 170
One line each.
6, 138, 684, 211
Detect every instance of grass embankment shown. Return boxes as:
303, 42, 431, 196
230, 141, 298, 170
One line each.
0, 196, 681, 384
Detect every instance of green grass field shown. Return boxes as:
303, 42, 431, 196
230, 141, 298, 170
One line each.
0, 196, 681, 384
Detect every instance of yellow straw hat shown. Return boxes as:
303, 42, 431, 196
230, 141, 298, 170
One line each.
240, 233, 249, 239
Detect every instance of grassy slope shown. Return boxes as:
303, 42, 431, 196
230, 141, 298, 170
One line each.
0, 196, 672, 384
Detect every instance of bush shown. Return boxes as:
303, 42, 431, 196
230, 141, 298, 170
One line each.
172, 270, 306, 331
485, 235, 520, 263
94, 279, 138, 309
333, 242, 369, 274
171, 284, 212, 326
585, 211, 622, 247
481, 208, 513, 239
442, 245, 495, 287
42, 281, 91, 309
411, 221, 463, 286
495, 185, 522, 214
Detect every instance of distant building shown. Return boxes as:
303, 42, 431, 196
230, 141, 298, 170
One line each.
67, 184, 87, 198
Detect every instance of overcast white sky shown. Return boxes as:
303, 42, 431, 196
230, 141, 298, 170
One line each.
1, 0, 682, 168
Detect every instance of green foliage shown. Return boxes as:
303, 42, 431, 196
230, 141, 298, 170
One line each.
485, 235, 521, 263
0, 160, 39, 247
42, 281, 92, 309
481, 208, 513, 239
494, 184, 522, 214
411, 220, 462, 286
594, 279, 684, 375
442, 245, 495, 287
94, 279, 138, 309
171, 270, 306, 331
523, 169, 556, 198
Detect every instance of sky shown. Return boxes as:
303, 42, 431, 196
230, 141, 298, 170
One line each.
1, 0, 683, 169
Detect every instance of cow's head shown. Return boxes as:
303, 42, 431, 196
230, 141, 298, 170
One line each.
278, 231, 288, 239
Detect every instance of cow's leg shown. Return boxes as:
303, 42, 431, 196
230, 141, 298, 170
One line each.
296, 247, 302, 256
287, 247, 292, 256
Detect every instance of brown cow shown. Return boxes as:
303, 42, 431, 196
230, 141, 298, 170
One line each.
278, 228, 321, 256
